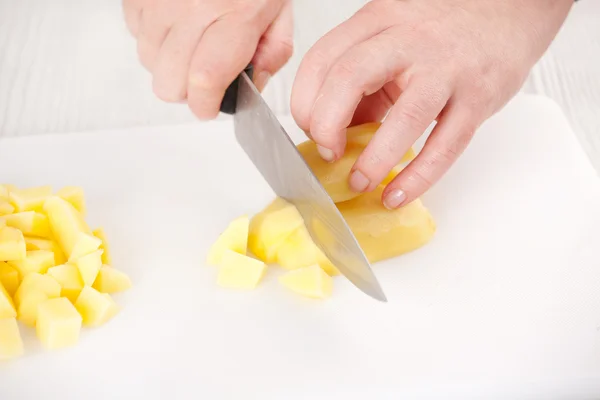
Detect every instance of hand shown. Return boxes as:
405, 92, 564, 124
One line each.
123, 0, 293, 119
291, 0, 573, 209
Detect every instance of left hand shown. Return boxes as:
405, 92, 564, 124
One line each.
290, 0, 573, 209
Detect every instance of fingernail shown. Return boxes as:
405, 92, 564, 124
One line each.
383, 189, 407, 210
255, 71, 271, 92
349, 170, 370, 192
317, 145, 335, 162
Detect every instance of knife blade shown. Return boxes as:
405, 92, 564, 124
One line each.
220, 69, 387, 302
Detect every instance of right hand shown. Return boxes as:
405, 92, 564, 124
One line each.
123, 0, 293, 119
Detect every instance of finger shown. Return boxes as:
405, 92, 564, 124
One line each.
187, 18, 265, 120
349, 78, 450, 193
136, 5, 173, 72
381, 104, 477, 209
123, 0, 143, 37
309, 34, 408, 160
152, 8, 221, 102
252, 0, 294, 92
291, 2, 394, 132
350, 89, 394, 127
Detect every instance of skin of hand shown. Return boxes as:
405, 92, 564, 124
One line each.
291, 0, 574, 209
123, 0, 293, 119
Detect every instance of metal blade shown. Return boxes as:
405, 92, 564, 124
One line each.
233, 72, 387, 302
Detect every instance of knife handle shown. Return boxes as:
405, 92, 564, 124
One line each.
219, 64, 254, 115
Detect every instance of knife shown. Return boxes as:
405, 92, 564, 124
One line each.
220, 66, 387, 302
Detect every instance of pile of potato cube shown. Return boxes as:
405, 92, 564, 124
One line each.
0, 184, 131, 360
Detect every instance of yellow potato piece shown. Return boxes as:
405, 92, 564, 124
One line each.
0, 200, 14, 216
8, 185, 52, 213
69, 232, 102, 262
0, 185, 8, 201
71, 249, 103, 286
0, 262, 20, 297
56, 186, 86, 216
47, 264, 84, 303
9, 250, 55, 277
248, 198, 304, 263
25, 237, 67, 265
279, 264, 333, 299
92, 265, 132, 294
14, 272, 61, 306
75, 286, 119, 327
217, 250, 267, 290
43, 196, 92, 259
0, 318, 24, 360
275, 227, 340, 276
207, 215, 249, 266
0, 281, 16, 319
36, 297, 82, 350
338, 186, 436, 263
92, 228, 112, 265
0, 211, 51, 238
297, 123, 417, 204
0, 226, 26, 262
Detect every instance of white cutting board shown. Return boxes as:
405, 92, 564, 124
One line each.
0, 94, 599, 400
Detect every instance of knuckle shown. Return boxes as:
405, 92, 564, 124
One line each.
396, 101, 430, 130
407, 166, 435, 189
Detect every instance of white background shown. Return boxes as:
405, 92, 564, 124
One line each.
0, 0, 598, 172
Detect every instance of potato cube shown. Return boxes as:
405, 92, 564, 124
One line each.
43, 196, 92, 259
207, 215, 249, 266
47, 264, 84, 303
0, 211, 51, 238
274, 228, 317, 270
0, 227, 26, 261
14, 272, 61, 305
36, 297, 82, 350
56, 186, 86, 215
71, 250, 102, 286
279, 264, 333, 299
25, 237, 67, 265
0, 262, 20, 296
217, 250, 267, 290
92, 228, 112, 265
0, 185, 7, 200
338, 186, 436, 263
75, 286, 120, 326
248, 198, 303, 263
69, 233, 102, 262
0, 200, 14, 216
0, 318, 24, 360
8, 185, 52, 213
0, 281, 16, 318
92, 265, 132, 293
9, 250, 55, 277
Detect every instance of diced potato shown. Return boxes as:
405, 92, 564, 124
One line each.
69, 232, 102, 262
0, 218, 4, 228
207, 216, 249, 266
75, 287, 119, 327
279, 264, 333, 299
47, 264, 84, 303
0, 226, 26, 262
0, 211, 51, 238
274, 227, 341, 276
0, 185, 7, 200
0, 200, 14, 216
14, 272, 61, 306
297, 123, 416, 204
71, 250, 102, 286
314, 250, 341, 276
8, 185, 52, 213
56, 186, 86, 215
338, 186, 436, 263
0, 262, 20, 296
248, 198, 304, 263
36, 297, 82, 350
0, 318, 24, 360
0, 281, 16, 318
217, 250, 267, 290
25, 237, 66, 265
92, 265, 131, 293
92, 228, 112, 265
9, 250, 55, 277
43, 196, 92, 259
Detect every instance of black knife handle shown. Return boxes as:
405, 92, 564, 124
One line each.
219, 64, 254, 115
